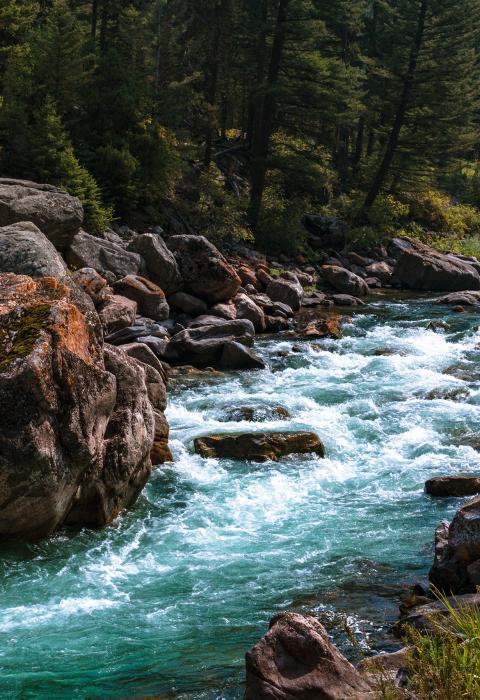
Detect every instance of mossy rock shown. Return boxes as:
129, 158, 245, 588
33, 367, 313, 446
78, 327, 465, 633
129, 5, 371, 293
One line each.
0, 303, 52, 372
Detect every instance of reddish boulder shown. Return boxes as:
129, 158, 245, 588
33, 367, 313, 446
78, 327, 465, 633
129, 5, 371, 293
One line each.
245, 613, 371, 699
194, 431, 325, 462
113, 274, 169, 321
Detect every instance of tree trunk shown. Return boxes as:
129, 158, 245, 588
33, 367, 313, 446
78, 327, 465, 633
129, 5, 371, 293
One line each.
91, 0, 99, 40
361, 0, 427, 214
249, 0, 290, 231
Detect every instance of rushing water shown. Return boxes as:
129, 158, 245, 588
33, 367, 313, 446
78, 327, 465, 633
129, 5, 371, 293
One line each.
2, 296, 480, 699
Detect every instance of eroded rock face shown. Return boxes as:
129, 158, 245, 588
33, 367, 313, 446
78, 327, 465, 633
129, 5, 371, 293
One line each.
0, 274, 116, 539
0, 221, 67, 279
167, 235, 241, 303
0, 273, 163, 539
194, 431, 325, 462
392, 237, 480, 291
245, 613, 371, 700
0, 178, 83, 250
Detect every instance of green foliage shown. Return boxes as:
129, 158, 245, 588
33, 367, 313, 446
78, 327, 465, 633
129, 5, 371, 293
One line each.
256, 185, 306, 254
405, 592, 480, 700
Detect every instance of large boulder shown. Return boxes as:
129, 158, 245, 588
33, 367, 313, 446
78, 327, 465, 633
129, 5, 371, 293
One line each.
234, 293, 266, 332
0, 221, 67, 279
0, 273, 160, 539
266, 277, 304, 312
434, 291, 480, 306
65, 345, 155, 527
113, 274, 169, 321
128, 233, 182, 294
0, 274, 116, 539
166, 235, 241, 303
245, 613, 371, 700
67, 230, 143, 278
301, 214, 348, 252
218, 341, 266, 370
194, 431, 325, 462
168, 291, 207, 316
0, 178, 83, 250
322, 265, 369, 297
392, 237, 480, 291
430, 496, 480, 593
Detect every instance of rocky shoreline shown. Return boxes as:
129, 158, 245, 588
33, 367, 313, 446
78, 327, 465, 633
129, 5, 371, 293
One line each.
2, 178, 480, 695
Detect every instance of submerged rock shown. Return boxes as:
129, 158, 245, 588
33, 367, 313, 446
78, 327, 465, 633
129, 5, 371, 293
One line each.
245, 612, 371, 699
425, 475, 480, 498
194, 431, 325, 462
223, 405, 291, 422
297, 316, 345, 340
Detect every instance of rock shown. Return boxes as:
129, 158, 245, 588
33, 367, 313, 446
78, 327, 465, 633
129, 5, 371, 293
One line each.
137, 362, 167, 412
0, 221, 67, 279
429, 497, 480, 593
322, 265, 369, 297
120, 342, 166, 376
167, 319, 255, 367
302, 214, 349, 251
434, 291, 480, 306
265, 315, 291, 332
365, 262, 393, 285
113, 275, 169, 321
245, 613, 371, 700
150, 409, 173, 464
166, 235, 240, 302
332, 294, 365, 307
223, 405, 290, 422
67, 230, 143, 278
392, 237, 480, 291
426, 475, 480, 498
424, 387, 469, 401
347, 252, 374, 267
210, 302, 237, 320
168, 291, 208, 316
266, 277, 303, 312
0, 178, 83, 250
71, 268, 109, 304
426, 320, 451, 332
359, 648, 410, 689
194, 431, 325, 462
237, 265, 258, 288
302, 293, 330, 307
128, 233, 182, 294
395, 593, 480, 636
234, 293, 266, 332
298, 317, 344, 340
97, 295, 137, 334
66, 345, 155, 527
218, 341, 266, 370
257, 268, 273, 289
105, 318, 169, 347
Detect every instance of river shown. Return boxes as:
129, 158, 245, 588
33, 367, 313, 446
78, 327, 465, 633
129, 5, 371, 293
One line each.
2, 296, 480, 698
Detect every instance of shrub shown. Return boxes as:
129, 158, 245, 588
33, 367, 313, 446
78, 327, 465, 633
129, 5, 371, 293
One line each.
256, 185, 306, 254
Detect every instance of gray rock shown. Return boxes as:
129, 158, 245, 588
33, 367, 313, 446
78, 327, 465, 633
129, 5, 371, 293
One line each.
234, 293, 266, 332
434, 291, 480, 306
0, 178, 83, 250
128, 233, 182, 294
168, 291, 208, 316
266, 276, 303, 312
67, 230, 143, 278
0, 221, 67, 278
219, 341, 266, 370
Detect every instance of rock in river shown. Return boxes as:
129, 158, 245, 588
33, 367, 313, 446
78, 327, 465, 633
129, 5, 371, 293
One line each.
245, 612, 372, 699
426, 475, 480, 498
0, 273, 158, 539
194, 431, 325, 462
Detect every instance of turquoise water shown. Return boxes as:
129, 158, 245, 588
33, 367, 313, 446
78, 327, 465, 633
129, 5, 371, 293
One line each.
2, 297, 480, 699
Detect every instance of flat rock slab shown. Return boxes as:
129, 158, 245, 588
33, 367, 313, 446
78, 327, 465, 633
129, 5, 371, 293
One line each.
194, 431, 325, 462
426, 475, 480, 497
